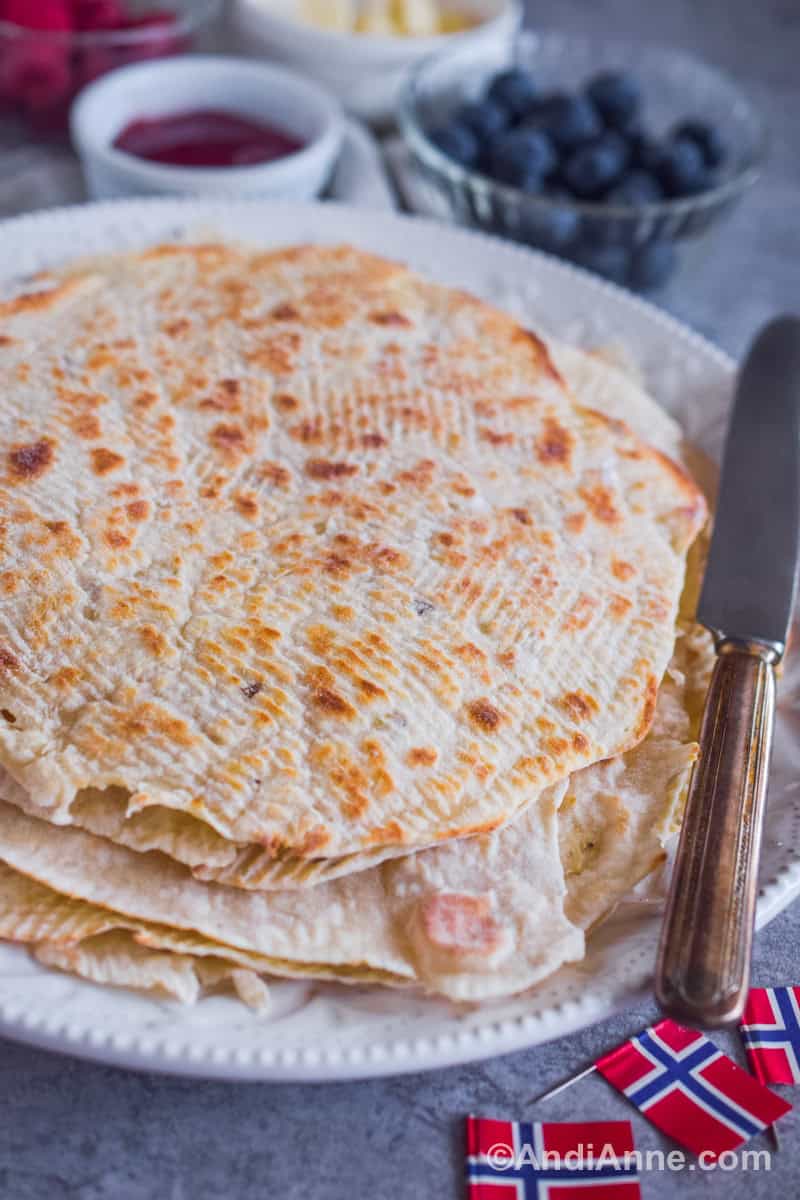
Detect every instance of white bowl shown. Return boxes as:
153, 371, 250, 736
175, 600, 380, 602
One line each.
231, 0, 521, 126
70, 55, 345, 201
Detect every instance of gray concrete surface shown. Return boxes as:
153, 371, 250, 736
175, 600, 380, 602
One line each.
2, 1, 799, 1196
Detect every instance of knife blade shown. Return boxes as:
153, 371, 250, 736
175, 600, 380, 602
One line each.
697, 316, 800, 650
656, 315, 800, 1028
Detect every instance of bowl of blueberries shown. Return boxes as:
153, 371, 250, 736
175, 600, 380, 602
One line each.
398, 31, 765, 290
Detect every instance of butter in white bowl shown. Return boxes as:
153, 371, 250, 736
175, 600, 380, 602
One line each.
289, 0, 476, 36
232, 0, 521, 125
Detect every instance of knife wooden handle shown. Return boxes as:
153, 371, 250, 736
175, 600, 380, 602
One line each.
655, 639, 777, 1028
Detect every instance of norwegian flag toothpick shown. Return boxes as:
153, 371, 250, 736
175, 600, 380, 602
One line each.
740, 986, 800, 1084
595, 1018, 791, 1159
466, 1116, 641, 1198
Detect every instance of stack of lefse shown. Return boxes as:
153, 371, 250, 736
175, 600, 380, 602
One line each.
0, 243, 713, 1010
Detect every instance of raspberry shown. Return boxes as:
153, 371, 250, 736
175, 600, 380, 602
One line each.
73, 0, 128, 32
0, 0, 72, 31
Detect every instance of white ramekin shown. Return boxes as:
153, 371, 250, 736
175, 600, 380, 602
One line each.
231, 0, 521, 127
70, 55, 345, 201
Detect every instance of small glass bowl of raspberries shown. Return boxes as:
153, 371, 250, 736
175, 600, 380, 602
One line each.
0, 0, 221, 136
399, 31, 765, 291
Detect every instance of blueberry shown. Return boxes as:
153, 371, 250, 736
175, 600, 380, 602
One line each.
594, 129, 631, 173
430, 121, 480, 167
542, 94, 603, 150
562, 141, 625, 199
657, 138, 708, 196
671, 119, 726, 168
586, 70, 641, 129
606, 168, 664, 205
572, 242, 630, 283
522, 191, 581, 249
527, 90, 570, 124
457, 99, 508, 141
544, 191, 582, 245
490, 128, 557, 188
486, 68, 538, 120
629, 239, 677, 289
630, 131, 666, 173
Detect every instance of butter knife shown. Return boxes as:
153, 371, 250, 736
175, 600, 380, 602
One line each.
655, 315, 800, 1028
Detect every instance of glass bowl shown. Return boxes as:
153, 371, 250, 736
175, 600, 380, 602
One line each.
398, 31, 766, 291
0, 0, 221, 137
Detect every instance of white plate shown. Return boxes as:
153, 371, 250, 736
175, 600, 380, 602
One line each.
0, 199, 797, 1081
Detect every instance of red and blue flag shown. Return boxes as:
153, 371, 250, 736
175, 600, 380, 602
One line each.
466, 1116, 641, 1198
595, 1017, 791, 1158
740, 986, 800, 1084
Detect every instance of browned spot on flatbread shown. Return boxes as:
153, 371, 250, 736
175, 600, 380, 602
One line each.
611, 558, 636, 581
407, 746, 437, 767
297, 825, 330, 854
580, 483, 621, 526
199, 379, 242, 412
635, 673, 659, 740
305, 667, 356, 720
51, 666, 82, 690
91, 447, 124, 476
364, 820, 404, 847
270, 302, 300, 321
512, 328, 563, 383
561, 690, 600, 721
306, 625, 334, 656
70, 414, 102, 440
209, 423, 248, 461
565, 511, 586, 534
610, 594, 633, 619
234, 491, 259, 520
241, 681, 263, 700
420, 893, 505, 955
322, 552, 351, 577
139, 625, 168, 657
361, 433, 387, 449
104, 528, 132, 550
305, 458, 358, 481
454, 642, 487, 665
369, 310, 412, 327
8, 439, 55, 481
546, 735, 571, 760
536, 415, 574, 466
246, 335, 300, 373
466, 698, 502, 732
290, 418, 326, 445
564, 593, 597, 632
0, 646, 20, 674
126, 500, 149, 522
115, 702, 196, 748
356, 677, 386, 702
259, 462, 291, 487
162, 317, 191, 338
480, 427, 515, 447
0, 276, 89, 319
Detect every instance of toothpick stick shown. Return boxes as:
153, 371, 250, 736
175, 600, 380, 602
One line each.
529, 1063, 597, 1105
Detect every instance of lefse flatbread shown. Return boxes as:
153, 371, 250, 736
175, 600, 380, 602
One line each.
0, 244, 705, 883
0, 595, 713, 1004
